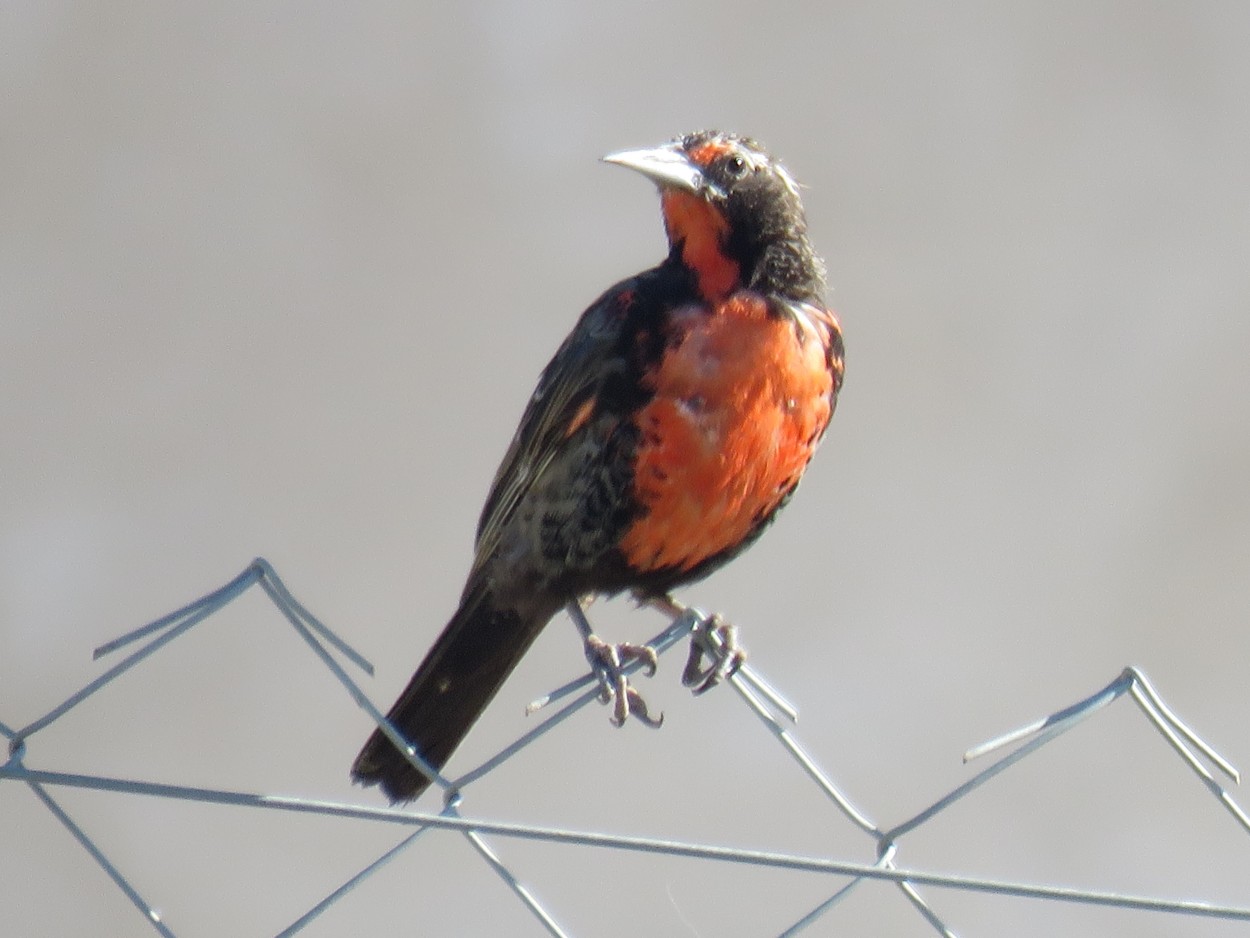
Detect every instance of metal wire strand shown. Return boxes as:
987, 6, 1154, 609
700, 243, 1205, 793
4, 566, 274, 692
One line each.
3, 559, 1248, 937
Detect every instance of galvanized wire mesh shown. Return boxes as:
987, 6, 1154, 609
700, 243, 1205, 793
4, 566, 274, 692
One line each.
3, 559, 1248, 936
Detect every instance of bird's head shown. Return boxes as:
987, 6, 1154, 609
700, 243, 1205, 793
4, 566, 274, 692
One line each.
604, 131, 825, 304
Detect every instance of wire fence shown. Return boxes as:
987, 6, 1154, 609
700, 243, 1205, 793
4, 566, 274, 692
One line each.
3, 558, 1248, 936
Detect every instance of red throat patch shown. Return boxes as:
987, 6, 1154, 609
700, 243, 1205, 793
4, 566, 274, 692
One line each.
660, 190, 739, 303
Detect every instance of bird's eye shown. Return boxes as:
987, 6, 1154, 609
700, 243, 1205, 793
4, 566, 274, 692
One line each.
724, 154, 747, 177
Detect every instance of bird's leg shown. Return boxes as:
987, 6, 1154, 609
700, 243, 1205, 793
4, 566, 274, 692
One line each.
567, 600, 662, 727
583, 635, 662, 726
682, 611, 746, 695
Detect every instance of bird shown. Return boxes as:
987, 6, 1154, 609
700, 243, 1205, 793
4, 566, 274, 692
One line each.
352, 130, 845, 803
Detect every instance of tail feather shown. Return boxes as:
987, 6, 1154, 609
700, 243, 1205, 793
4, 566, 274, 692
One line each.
352, 589, 555, 803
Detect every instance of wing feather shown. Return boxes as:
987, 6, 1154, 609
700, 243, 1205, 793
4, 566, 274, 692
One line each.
470, 279, 641, 570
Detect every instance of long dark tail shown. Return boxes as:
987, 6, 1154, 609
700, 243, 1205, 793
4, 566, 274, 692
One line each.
351, 588, 556, 803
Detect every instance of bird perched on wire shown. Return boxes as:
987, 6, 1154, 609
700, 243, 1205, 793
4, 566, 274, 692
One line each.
352, 130, 845, 803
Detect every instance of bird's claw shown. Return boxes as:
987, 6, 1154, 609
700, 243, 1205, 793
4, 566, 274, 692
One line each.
682, 613, 746, 694
584, 635, 663, 728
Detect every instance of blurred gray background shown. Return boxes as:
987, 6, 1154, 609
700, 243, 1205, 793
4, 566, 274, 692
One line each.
3, 2, 1249, 935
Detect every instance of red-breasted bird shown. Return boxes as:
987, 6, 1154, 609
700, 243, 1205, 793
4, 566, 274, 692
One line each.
352, 131, 845, 802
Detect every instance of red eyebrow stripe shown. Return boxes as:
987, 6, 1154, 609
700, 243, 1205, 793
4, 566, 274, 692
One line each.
688, 139, 733, 167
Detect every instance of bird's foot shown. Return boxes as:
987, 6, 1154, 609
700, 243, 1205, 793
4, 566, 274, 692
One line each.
682, 613, 746, 694
583, 635, 663, 727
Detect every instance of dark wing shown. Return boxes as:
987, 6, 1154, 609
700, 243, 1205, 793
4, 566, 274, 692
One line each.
470, 274, 651, 575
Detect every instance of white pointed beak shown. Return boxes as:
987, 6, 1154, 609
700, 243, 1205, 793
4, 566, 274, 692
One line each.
602, 143, 725, 199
